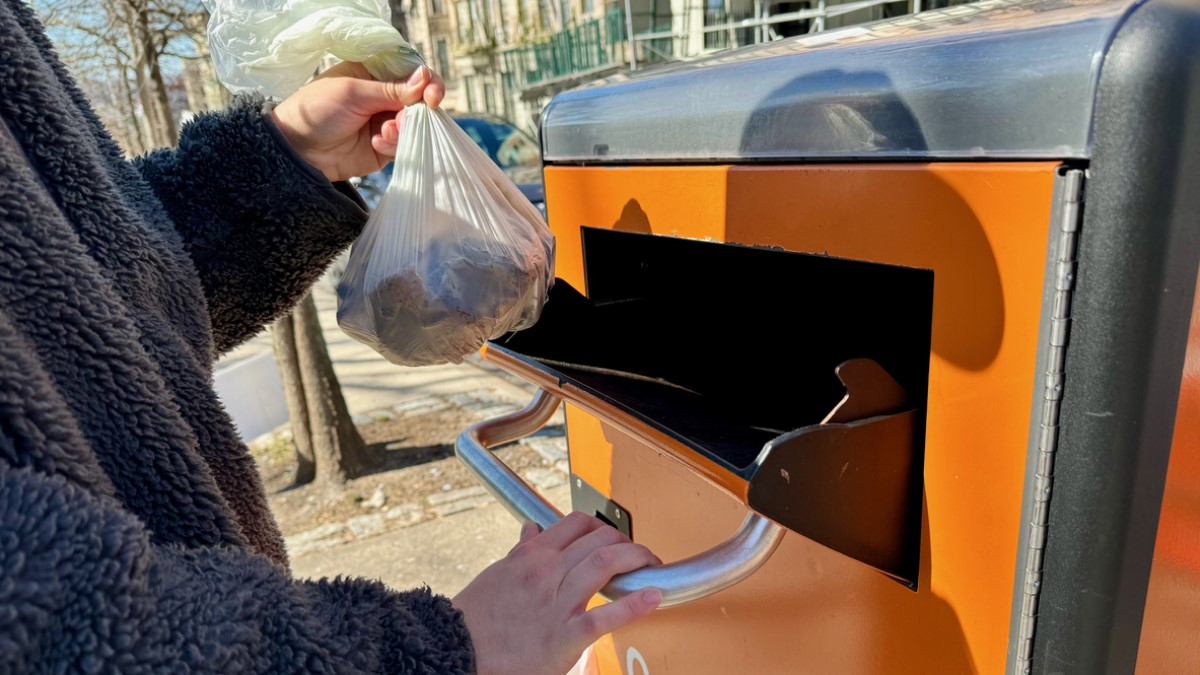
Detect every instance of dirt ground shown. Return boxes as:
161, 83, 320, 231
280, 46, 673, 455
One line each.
251, 403, 550, 538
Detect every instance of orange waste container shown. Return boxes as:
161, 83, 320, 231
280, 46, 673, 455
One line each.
456, 0, 1200, 672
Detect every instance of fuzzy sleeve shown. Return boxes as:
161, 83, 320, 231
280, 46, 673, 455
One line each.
0, 460, 477, 674
132, 95, 369, 355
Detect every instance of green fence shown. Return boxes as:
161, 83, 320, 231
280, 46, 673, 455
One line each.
500, 7, 627, 90
636, 19, 676, 64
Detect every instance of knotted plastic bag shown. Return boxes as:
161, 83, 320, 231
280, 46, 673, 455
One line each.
204, 0, 555, 366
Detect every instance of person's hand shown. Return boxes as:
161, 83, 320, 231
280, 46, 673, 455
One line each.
270, 61, 446, 183
452, 512, 663, 675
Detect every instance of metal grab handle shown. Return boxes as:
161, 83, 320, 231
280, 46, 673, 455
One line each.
455, 389, 786, 608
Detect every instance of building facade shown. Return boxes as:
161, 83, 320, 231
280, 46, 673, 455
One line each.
401, 0, 976, 132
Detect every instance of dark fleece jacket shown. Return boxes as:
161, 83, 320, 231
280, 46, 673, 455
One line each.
0, 1, 475, 672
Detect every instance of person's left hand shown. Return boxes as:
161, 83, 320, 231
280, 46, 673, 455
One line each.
452, 513, 662, 675
270, 61, 445, 183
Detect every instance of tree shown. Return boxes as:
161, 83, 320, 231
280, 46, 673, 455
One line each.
120, 0, 178, 147
38, 2, 144, 153
181, 8, 231, 112
36, 0, 211, 152
271, 310, 316, 484
272, 292, 371, 486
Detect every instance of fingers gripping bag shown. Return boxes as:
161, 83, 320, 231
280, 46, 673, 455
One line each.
204, 0, 556, 366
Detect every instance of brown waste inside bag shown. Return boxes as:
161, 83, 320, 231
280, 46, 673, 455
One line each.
358, 247, 543, 366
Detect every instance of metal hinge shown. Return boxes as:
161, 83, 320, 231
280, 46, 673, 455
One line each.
1015, 168, 1085, 674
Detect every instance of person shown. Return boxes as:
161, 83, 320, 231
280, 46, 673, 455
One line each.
0, 1, 661, 673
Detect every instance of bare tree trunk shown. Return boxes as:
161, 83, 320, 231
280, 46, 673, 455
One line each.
102, 75, 141, 156
272, 313, 316, 485
124, 0, 176, 147
292, 292, 370, 484
203, 59, 232, 109
182, 58, 207, 114
195, 38, 231, 109
117, 65, 147, 155
182, 10, 231, 110
130, 52, 161, 146
147, 63, 176, 144
140, 20, 177, 145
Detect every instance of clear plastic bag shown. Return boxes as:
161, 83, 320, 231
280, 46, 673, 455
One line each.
203, 0, 555, 366
336, 105, 554, 366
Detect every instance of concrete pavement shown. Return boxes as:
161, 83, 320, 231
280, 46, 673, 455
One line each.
294, 484, 572, 596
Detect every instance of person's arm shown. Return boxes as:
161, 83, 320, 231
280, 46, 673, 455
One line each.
0, 459, 475, 674
132, 65, 443, 355
1, 457, 662, 675
131, 96, 364, 355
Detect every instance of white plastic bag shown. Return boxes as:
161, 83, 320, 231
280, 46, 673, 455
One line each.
205, 0, 425, 98
204, 0, 555, 366
337, 105, 554, 365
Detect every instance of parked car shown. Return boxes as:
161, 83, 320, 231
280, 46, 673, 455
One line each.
334, 111, 546, 289
451, 112, 545, 215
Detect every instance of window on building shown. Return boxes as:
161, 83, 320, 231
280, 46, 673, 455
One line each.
484, 83, 496, 114
436, 39, 451, 79
583, 0, 593, 15
430, 0, 443, 15
522, 0, 536, 29
559, 0, 571, 26
480, 0, 493, 29
457, 1, 472, 41
464, 75, 476, 110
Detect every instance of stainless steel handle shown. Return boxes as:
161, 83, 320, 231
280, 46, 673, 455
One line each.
455, 389, 786, 608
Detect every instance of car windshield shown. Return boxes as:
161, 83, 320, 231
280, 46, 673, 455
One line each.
452, 117, 541, 171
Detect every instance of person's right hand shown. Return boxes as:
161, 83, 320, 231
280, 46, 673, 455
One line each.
270, 62, 445, 183
452, 512, 663, 675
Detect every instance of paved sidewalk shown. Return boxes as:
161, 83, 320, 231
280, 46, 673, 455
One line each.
293, 484, 572, 596
217, 271, 565, 596
278, 386, 572, 596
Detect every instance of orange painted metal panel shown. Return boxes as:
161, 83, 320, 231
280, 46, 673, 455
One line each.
1136, 273, 1200, 674
543, 167, 730, 293
542, 163, 1059, 673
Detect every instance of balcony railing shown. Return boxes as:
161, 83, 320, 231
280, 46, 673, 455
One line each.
500, 7, 627, 91
499, 0, 977, 94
